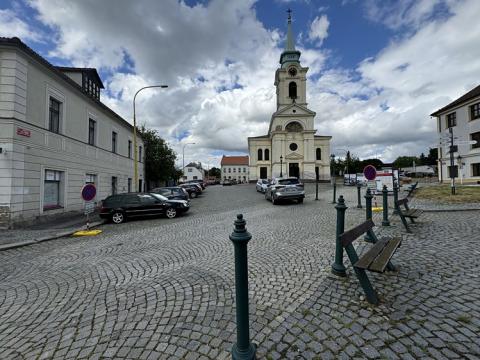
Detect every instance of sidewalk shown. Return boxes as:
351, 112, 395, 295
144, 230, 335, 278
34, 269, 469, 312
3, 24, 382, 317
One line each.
0, 212, 104, 250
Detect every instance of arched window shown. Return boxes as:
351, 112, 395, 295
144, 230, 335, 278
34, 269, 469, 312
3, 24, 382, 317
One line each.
264, 149, 270, 161
285, 121, 303, 132
316, 148, 322, 160
289, 81, 297, 100
258, 149, 263, 161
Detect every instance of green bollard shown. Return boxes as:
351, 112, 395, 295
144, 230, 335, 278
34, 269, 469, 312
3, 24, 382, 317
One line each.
382, 185, 390, 226
393, 182, 399, 215
364, 188, 374, 243
331, 195, 347, 277
331, 182, 337, 204
356, 183, 363, 208
230, 214, 256, 360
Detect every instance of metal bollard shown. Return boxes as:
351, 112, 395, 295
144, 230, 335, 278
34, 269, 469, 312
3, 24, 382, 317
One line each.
331, 182, 337, 204
393, 182, 399, 215
229, 214, 256, 360
331, 196, 347, 277
364, 188, 374, 243
382, 185, 390, 226
356, 183, 362, 208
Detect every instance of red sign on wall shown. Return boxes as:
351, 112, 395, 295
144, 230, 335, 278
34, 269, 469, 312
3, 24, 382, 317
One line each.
16, 128, 31, 137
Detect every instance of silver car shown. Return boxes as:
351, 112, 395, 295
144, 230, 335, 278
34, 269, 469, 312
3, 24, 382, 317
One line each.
256, 179, 270, 193
265, 177, 305, 205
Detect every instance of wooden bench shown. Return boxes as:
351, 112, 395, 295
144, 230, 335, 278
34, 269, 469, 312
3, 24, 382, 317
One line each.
394, 198, 424, 233
405, 181, 418, 197
340, 219, 401, 305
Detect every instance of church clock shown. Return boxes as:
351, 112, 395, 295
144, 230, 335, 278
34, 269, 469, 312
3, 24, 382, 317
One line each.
288, 67, 297, 77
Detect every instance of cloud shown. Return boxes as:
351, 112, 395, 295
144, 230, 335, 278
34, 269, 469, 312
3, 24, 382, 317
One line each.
0, 8, 42, 42
308, 14, 329, 46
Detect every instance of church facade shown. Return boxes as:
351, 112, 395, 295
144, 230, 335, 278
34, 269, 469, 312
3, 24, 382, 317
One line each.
248, 13, 331, 182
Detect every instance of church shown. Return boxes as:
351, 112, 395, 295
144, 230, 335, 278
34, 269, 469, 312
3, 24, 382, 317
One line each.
248, 12, 331, 181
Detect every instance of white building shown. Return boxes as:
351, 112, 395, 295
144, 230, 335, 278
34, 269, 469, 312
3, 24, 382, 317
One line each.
0, 37, 145, 228
248, 12, 331, 182
183, 162, 205, 182
220, 156, 249, 183
431, 84, 480, 183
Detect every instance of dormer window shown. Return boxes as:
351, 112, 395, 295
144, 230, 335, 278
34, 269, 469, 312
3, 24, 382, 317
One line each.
56, 67, 104, 101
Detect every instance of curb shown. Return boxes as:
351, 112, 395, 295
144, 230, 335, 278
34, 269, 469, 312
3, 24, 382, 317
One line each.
0, 220, 105, 251
420, 208, 480, 212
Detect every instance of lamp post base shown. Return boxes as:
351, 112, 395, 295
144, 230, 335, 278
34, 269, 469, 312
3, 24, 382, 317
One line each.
232, 343, 256, 360
331, 262, 347, 277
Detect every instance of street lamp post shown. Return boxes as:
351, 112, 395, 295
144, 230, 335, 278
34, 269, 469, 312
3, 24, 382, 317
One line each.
182, 143, 196, 181
133, 85, 168, 192
280, 155, 283, 178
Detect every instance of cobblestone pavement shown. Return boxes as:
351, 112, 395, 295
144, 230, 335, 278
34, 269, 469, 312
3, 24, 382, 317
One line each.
0, 184, 479, 359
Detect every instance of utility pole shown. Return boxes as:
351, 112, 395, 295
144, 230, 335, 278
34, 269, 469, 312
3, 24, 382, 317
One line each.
449, 127, 456, 195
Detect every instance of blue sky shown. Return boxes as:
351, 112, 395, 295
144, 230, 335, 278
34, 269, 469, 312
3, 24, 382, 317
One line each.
1, 0, 479, 166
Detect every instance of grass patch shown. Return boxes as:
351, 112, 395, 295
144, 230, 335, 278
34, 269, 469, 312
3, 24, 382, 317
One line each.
415, 185, 480, 203
457, 314, 472, 323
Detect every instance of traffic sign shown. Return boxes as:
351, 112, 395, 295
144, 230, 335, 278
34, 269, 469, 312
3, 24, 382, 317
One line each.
363, 165, 377, 181
81, 184, 96, 201
84, 201, 96, 215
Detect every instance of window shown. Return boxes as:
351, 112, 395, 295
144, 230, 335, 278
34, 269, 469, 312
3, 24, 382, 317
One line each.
243, 168, 246, 173
85, 173, 96, 184
233, 168, 236, 172
112, 132, 117, 153
88, 119, 96, 145
44, 170, 63, 210
258, 149, 263, 161
49, 98, 61, 133
471, 131, 480, 149
238, 168, 241, 173
285, 122, 303, 132
223, 168, 226, 173
228, 168, 231, 173
472, 163, 480, 177
139, 194, 156, 205
139, 146, 143, 162
128, 140, 132, 158
188, 168, 193, 172
448, 165, 458, 178
316, 148, 322, 160
265, 149, 270, 161
288, 81, 297, 99
260, 167, 267, 179
128, 178, 132, 193
111, 176, 117, 195
193, 176, 198, 180
470, 102, 480, 120
446, 112, 456, 128
289, 143, 298, 151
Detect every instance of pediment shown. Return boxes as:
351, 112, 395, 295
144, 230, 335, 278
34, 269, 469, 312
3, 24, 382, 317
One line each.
273, 103, 316, 117
285, 152, 304, 160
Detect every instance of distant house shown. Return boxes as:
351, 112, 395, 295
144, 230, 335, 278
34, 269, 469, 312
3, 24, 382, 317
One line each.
400, 165, 436, 176
183, 162, 204, 182
221, 156, 249, 183
431, 84, 480, 183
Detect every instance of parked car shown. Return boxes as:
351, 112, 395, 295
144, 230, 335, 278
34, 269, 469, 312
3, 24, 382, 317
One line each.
185, 179, 206, 190
256, 179, 270, 193
222, 180, 232, 186
100, 193, 189, 224
264, 177, 305, 205
151, 186, 189, 201
179, 183, 202, 198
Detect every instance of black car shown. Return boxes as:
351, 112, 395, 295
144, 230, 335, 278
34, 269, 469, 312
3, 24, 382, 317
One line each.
151, 186, 189, 201
185, 179, 206, 190
179, 183, 202, 198
100, 193, 190, 224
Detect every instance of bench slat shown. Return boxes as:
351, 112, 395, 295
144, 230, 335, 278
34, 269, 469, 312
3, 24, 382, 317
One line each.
368, 237, 402, 273
354, 238, 389, 270
340, 219, 375, 247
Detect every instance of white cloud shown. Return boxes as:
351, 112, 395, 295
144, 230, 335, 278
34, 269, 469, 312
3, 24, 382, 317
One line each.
0, 8, 42, 42
308, 14, 329, 46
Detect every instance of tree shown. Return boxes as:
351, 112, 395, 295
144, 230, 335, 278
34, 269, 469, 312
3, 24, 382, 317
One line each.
138, 125, 178, 189
393, 156, 419, 168
419, 152, 427, 165
426, 148, 438, 165
208, 167, 221, 179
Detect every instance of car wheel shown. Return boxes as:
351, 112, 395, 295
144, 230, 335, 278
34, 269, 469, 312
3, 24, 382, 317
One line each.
166, 207, 177, 219
111, 211, 125, 224
191, 192, 197, 198
271, 196, 276, 205
298, 198, 304, 204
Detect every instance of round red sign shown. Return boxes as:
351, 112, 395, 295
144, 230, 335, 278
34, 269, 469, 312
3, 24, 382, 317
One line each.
81, 184, 97, 201
363, 165, 377, 181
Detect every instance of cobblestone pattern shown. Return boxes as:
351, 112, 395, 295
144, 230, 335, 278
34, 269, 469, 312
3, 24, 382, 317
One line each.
0, 184, 478, 359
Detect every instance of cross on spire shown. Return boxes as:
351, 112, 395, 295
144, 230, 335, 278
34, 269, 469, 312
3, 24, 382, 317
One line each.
287, 8, 292, 21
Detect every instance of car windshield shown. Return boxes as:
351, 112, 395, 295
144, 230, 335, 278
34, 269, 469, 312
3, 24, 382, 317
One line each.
278, 178, 299, 185
151, 193, 168, 201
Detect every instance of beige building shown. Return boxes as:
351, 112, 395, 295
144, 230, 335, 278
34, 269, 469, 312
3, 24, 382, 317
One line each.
248, 13, 331, 182
0, 37, 145, 228
431, 84, 480, 183
220, 156, 249, 183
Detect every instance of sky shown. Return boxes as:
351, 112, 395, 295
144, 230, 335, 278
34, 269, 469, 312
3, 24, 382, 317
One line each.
1, 0, 480, 168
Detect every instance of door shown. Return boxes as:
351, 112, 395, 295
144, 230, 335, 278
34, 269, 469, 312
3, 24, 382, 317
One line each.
260, 167, 268, 179
289, 163, 300, 178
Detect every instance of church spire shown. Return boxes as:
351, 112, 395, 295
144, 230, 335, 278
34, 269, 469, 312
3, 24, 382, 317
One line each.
279, 9, 301, 68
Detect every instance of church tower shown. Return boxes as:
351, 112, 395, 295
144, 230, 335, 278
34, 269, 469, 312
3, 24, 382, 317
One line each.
247, 10, 331, 182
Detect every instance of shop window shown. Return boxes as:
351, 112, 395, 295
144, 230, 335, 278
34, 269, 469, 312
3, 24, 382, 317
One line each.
44, 170, 63, 210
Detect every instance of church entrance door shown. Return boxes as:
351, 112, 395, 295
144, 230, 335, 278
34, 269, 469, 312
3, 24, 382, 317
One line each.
289, 163, 300, 178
